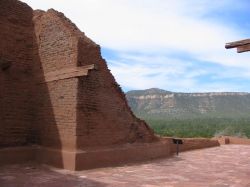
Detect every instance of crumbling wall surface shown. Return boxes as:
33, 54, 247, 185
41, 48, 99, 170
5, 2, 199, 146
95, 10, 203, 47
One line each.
32, 10, 80, 150
33, 9, 157, 149
75, 26, 157, 148
0, 0, 168, 169
0, 0, 35, 147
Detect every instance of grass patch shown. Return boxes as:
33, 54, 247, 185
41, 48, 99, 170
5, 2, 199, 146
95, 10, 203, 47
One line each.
143, 118, 250, 138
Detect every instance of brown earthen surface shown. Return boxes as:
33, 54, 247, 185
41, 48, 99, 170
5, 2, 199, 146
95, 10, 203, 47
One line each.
0, 137, 221, 170
1, 145, 250, 187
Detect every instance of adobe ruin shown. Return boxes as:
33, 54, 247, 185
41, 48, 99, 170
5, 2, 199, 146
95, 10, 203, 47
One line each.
0, 0, 174, 170
0, 0, 222, 171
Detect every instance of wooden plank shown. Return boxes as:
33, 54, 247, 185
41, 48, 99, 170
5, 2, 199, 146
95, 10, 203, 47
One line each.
225, 39, 250, 49
237, 44, 250, 53
40, 64, 97, 83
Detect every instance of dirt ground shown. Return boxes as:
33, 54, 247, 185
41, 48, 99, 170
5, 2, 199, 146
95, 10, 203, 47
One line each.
0, 145, 250, 187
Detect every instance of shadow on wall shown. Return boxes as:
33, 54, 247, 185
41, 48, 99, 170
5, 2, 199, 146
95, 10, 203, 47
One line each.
0, 0, 63, 167
0, 0, 36, 148
32, 27, 63, 168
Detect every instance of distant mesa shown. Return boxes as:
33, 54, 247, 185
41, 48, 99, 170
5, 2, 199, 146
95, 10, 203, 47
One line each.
126, 88, 250, 118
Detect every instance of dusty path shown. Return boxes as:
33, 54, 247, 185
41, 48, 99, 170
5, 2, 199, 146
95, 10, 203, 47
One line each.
0, 145, 250, 187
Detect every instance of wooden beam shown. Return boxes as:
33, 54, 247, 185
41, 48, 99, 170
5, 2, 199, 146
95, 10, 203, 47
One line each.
40, 64, 97, 83
225, 39, 250, 49
237, 44, 250, 53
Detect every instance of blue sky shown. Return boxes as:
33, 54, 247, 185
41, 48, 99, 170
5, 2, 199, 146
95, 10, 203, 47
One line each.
22, 0, 250, 92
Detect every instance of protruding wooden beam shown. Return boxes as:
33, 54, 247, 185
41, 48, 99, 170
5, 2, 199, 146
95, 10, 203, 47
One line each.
225, 39, 250, 53
237, 44, 250, 53
39, 64, 97, 83
225, 39, 250, 49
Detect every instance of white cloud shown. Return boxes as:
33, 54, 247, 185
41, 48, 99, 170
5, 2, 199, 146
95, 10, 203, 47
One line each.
21, 0, 250, 91
108, 53, 196, 91
108, 52, 250, 92
22, 0, 249, 64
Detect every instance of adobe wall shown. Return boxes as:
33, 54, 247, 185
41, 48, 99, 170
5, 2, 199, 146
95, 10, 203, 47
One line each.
217, 136, 250, 145
76, 29, 156, 148
0, 0, 35, 147
0, 0, 162, 170
163, 137, 220, 153
32, 10, 80, 150
32, 9, 157, 149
